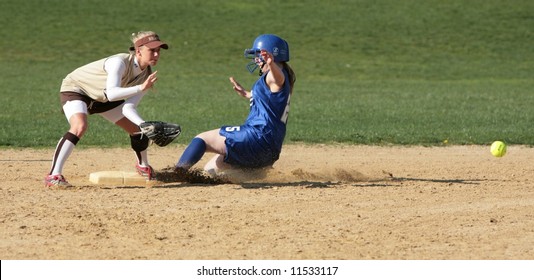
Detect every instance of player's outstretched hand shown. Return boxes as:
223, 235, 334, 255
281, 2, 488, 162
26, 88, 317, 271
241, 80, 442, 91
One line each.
141, 71, 158, 91
260, 50, 273, 65
229, 77, 251, 99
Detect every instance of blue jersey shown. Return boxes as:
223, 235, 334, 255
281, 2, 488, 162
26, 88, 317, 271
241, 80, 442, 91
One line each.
220, 69, 291, 168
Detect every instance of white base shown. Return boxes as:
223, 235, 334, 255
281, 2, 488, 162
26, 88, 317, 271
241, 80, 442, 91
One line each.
89, 171, 148, 185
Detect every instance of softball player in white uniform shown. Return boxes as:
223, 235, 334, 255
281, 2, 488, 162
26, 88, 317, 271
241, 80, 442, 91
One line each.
45, 31, 168, 187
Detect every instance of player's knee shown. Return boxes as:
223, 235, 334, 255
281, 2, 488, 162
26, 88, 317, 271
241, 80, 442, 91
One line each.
130, 134, 149, 152
68, 113, 88, 137
69, 123, 87, 137
204, 154, 227, 173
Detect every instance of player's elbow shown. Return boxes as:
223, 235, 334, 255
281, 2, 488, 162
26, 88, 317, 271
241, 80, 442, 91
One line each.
122, 103, 136, 113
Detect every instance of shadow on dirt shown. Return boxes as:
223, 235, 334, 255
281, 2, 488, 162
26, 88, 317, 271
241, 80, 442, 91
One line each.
102, 168, 489, 189
391, 177, 485, 185
383, 171, 486, 185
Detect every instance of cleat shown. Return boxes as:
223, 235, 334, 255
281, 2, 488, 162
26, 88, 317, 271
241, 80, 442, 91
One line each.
136, 164, 155, 180
44, 174, 72, 187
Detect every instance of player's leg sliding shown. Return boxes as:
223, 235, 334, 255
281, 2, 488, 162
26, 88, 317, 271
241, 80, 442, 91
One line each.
45, 132, 79, 187
175, 137, 207, 171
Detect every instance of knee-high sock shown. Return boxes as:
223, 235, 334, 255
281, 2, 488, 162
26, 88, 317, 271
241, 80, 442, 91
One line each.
49, 132, 79, 175
176, 137, 206, 169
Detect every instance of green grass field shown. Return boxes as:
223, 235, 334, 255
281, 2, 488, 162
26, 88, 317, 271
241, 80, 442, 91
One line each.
1, 0, 533, 147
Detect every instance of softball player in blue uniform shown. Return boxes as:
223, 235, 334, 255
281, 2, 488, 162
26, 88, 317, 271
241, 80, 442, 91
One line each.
176, 34, 296, 174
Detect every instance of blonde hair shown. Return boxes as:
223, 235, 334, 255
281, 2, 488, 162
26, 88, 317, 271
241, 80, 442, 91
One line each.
131, 31, 157, 45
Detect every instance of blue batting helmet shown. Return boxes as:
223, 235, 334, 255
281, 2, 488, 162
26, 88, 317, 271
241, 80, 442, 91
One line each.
244, 34, 289, 73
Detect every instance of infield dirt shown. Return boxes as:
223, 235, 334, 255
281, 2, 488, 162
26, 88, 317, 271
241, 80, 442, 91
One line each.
1, 144, 533, 259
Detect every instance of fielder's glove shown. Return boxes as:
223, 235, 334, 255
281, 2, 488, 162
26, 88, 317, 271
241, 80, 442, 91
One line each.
139, 121, 181, 147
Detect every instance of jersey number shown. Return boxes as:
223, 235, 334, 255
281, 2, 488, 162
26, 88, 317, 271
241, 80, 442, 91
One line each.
225, 126, 241, 132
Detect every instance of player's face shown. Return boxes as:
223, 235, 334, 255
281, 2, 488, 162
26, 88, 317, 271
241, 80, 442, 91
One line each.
254, 56, 263, 65
139, 46, 161, 67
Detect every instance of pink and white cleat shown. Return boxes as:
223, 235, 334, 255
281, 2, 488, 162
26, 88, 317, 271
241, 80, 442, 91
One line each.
136, 164, 155, 180
44, 174, 72, 187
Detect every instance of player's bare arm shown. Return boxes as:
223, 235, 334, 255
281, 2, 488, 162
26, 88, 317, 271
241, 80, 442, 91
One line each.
261, 50, 285, 93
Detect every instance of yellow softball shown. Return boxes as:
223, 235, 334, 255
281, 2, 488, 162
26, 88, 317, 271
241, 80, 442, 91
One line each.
490, 141, 507, 157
